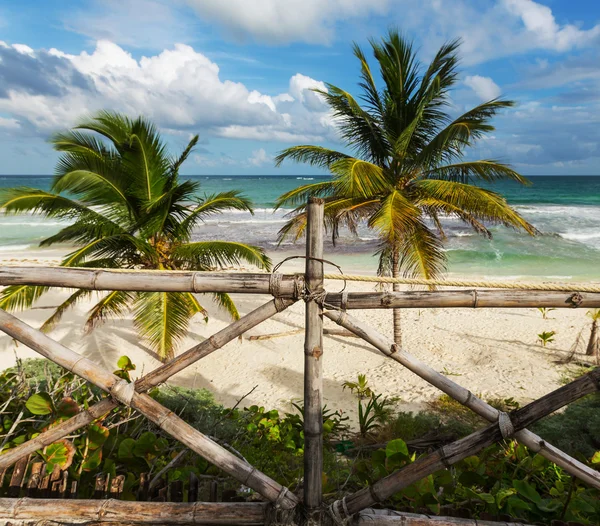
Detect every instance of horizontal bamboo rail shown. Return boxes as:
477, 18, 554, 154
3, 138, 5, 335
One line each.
0, 498, 266, 524
0, 309, 299, 510
339, 366, 600, 515
324, 290, 600, 309
0, 267, 302, 296
325, 310, 600, 489
354, 510, 536, 526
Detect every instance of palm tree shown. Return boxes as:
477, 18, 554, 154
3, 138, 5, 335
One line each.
274, 30, 536, 346
0, 111, 270, 361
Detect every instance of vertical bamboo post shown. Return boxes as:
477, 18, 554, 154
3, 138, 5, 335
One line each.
303, 197, 325, 514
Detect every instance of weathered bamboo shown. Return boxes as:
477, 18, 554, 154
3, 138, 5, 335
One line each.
324, 290, 600, 309
0, 498, 267, 524
0, 298, 294, 470
355, 510, 536, 526
303, 197, 325, 511
0, 267, 302, 296
0, 309, 299, 509
325, 309, 600, 489
337, 366, 600, 515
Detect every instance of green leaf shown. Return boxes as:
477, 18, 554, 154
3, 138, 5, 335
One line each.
41, 439, 76, 471
56, 397, 80, 417
26, 392, 55, 415
591, 451, 600, 464
88, 424, 110, 450
386, 438, 408, 458
118, 438, 136, 460
117, 355, 136, 371
513, 479, 542, 504
81, 448, 103, 471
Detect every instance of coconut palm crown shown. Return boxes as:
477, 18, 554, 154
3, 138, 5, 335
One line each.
274, 31, 536, 344
0, 112, 271, 361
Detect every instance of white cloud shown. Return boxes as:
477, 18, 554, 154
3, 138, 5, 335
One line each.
248, 148, 271, 166
0, 116, 20, 129
184, 0, 390, 44
65, 0, 193, 49
464, 75, 502, 101
503, 0, 600, 51
0, 40, 336, 144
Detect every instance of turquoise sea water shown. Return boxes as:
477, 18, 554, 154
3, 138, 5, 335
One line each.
0, 175, 599, 281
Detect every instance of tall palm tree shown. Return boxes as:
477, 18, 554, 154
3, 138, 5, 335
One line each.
274, 30, 536, 346
0, 111, 270, 361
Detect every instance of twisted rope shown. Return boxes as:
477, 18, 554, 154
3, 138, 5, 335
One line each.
322, 274, 600, 293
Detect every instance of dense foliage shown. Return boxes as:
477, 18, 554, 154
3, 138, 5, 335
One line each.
1, 360, 599, 524
0, 112, 270, 360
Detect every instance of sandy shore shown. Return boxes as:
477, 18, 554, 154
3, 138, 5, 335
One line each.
0, 251, 596, 421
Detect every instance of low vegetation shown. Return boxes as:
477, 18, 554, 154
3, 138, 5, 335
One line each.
1, 360, 599, 524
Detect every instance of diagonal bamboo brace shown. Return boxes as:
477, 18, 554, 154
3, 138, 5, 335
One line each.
0, 298, 294, 470
336, 365, 600, 516
0, 307, 299, 509
325, 309, 600, 490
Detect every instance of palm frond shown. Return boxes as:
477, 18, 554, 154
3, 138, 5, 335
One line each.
424, 160, 530, 185
212, 293, 239, 320
398, 222, 446, 279
274, 181, 336, 210
367, 191, 420, 245
133, 291, 197, 361
0, 188, 94, 220
171, 135, 199, 175
86, 290, 135, 331
416, 100, 515, 168
173, 241, 271, 271
41, 289, 92, 332
330, 158, 392, 198
275, 145, 350, 169
415, 179, 537, 235
0, 285, 50, 312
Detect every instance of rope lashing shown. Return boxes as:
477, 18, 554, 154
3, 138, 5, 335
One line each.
329, 497, 352, 526
498, 411, 515, 439
322, 274, 600, 293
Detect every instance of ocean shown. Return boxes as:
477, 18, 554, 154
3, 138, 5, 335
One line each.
1, 175, 599, 281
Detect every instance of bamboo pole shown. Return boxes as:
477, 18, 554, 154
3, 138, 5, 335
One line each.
338, 366, 600, 515
0, 309, 299, 509
355, 510, 536, 526
0, 298, 294, 470
0, 267, 302, 296
325, 310, 600, 489
324, 290, 600, 309
303, 197, 325, 512
0, 498, 266, 524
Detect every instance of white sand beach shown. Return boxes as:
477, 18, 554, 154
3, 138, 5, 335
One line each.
1, 249, 596, 422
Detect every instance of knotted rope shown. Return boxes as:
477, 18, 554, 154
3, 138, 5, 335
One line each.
322, 274, 600, 293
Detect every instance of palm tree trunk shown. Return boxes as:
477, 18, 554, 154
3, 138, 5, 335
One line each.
392, 246, 401, 347
586, 319, 598, 356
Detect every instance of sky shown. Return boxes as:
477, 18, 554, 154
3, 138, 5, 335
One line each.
0, 0, 599, 176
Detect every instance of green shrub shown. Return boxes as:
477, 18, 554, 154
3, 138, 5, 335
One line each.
532, 394, 600, 458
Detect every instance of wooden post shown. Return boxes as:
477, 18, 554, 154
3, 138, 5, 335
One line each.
303, 197, 325, 514
323, 290, 600, 309
0, 498, 268, 524
0, 267, 302, 296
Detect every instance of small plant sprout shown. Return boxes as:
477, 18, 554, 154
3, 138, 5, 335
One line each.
537, 307, 556, 320
538, 330, 556, 347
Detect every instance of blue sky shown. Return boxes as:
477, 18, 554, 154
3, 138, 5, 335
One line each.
0, 0, 599, 176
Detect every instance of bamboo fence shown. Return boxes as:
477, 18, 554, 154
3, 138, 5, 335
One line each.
0, 197, 598, 526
